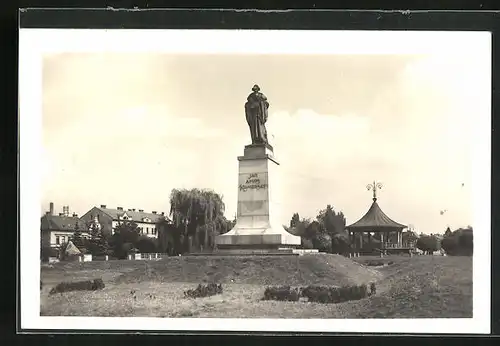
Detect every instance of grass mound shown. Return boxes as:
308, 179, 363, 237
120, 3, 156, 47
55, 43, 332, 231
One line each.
40, 255, 472, 318
350, 256, 473, 318
41, 254, 382, 287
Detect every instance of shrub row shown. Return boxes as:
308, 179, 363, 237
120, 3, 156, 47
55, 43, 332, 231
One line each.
365, 260, 394, 267
302, 284, 369, 303
263, 286, 300, 302
49, 278, 105, 295
184, 283, 223, 298
263, 283, 377, 304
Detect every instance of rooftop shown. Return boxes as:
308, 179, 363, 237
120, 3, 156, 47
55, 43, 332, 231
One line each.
40, 214, 86, 231
346, 198, 406, 230
95, 205, 170, 224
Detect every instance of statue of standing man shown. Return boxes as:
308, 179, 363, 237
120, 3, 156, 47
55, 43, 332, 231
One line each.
245, 84, 270, 146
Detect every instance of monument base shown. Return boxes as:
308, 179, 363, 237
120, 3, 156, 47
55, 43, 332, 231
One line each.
215, 142, 301, 249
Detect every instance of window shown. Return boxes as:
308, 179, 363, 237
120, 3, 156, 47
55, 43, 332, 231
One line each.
55, 236, 60, 245
146, 227, 149, 234
152, 228, 156, 235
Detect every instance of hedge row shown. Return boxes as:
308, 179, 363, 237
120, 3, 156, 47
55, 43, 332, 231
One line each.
263, 283, 376, 304
263, 286, 300, 302
184, 283, 223, 298
365, 260, 394, 267
49, 278, 105, 295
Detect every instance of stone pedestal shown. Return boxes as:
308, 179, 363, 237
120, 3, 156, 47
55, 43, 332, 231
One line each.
215, 144, 301, 249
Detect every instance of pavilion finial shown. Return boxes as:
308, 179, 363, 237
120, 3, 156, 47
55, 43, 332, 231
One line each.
366, 181, 383, 202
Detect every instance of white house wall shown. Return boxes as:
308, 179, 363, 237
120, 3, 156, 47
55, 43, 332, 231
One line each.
111, 220, 158, 238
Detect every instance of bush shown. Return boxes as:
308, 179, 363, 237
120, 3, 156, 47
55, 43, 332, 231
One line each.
300, 284, 371, 304
365, 260, 394, 267
184, 283, 223, 298
301, 238, 314, 249
49, 278, 105, 295
416, 235, 441, 254
263, 286, 300, 302
442, 227, 473, 256
136, 236, 158, 253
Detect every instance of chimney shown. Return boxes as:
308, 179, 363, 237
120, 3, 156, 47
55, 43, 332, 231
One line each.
72, 212, 78, 217
59, 213, 64, 216
152, 211, 157, 214
161, 212, 165, 216
63, 206, 69, 217
45, 211, 50, 215
128, 209, 132, 211
117, 207, 123, 211
49, 202, 54, 215
132, 209, 136, 212
139, 209, 144, 212
100, 204, 107, 209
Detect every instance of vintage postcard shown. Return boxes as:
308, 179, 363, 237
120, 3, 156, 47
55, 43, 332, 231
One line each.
19, 28, 491, 333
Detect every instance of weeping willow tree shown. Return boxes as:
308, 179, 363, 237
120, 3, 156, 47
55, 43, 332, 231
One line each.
167, 188, 228, 253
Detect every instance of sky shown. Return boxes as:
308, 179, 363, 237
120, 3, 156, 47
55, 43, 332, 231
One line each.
41, 49, 488, 234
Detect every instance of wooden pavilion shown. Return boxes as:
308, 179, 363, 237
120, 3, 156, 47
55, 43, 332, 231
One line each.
346, 181, 409, 256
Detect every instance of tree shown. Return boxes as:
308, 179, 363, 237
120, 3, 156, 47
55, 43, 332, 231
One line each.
86, 219, 110, 257
304, 220, 323, 240
441, 226, 473, 256
71, 220, 87, 254
157, 218, 179, 255
444, 227, 452, 237
316, 205, 348, 253
290, 213, 300, 228
331, 232, 351, 255
316, 205, 345, 235
168, 188, 226, 254
109, 221, 141, 259
136, 236, 158, 253
312, 232, 332, 253
402, 230, 419, 247
416, 235, 441, 254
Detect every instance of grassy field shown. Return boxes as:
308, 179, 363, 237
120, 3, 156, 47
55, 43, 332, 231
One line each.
40, 254, 472, 318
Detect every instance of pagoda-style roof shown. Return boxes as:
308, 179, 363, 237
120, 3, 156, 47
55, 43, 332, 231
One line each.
346, 198, 406, 231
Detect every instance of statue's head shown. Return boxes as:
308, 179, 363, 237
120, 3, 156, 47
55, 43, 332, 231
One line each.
252, 84, 260, 92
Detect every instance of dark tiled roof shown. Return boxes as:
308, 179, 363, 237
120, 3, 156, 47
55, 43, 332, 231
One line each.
346, 199, 406, 230
41, 214, 86, 231
97, 207, 169, 224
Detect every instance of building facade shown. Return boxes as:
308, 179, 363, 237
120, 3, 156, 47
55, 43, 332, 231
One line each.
79, 204, 168, 238
40, 202, 88, 249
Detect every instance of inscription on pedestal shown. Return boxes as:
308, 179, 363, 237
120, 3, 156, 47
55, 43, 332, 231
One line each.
238, 173, 268, 192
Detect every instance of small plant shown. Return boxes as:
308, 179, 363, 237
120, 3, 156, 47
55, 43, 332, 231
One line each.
49, 278, 105, 295
263, 286, 300, 302
184, 283, 223, 298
